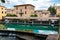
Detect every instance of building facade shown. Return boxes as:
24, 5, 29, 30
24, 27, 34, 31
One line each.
6, 9, 14, 14
14, 4, 35, 18
0, 6, 6, 20
55, 6, 60, 15
35, 10, 50, 17
4, 4, 59, 25
35, 10, 50, 21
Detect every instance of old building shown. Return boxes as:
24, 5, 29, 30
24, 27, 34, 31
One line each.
6, 9, 14, 14
14, 4, 35, 18
35, 10, 50, 21
55, 6, 60, 15
0, 6, 6, 20
4, 4, 59, 25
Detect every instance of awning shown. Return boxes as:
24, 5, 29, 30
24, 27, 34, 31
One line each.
38, 18, 49, 21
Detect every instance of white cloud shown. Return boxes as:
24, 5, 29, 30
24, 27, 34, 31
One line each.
10, 0, 19, 3
24, 0, 51, 10
4, 0, 58, 10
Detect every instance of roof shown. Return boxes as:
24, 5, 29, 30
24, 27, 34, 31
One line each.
14, 4, 35, 7
35, 10, 50, 14
55, 6, 60, 9
35, 10, 48, 12
7, 9, 14, 11
0, 5, 5, 8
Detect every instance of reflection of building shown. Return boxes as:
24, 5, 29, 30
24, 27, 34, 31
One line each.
14, 4, 35, 17
0, 30, 48, 40
0, 30, 58, 40
46, 34, 59, 40
0, 6, 6, 20
6, 9, 14, 14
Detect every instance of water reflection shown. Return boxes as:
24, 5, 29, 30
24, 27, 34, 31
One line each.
0, 33, 25, 40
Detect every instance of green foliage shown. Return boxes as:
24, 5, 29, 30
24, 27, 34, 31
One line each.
0, 24, 6, 30
18, 30, 34, 33
6, 14, 17, 17
1, 0, 5, 3
31, 14, 37, 17
48, 6, 56, 15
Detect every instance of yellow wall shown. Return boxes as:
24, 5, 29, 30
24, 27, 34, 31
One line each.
0, 14, 6, 20
0, 6, 7, 20
55, 6, 60, 15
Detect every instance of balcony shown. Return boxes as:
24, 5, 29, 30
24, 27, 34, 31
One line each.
5, 17, 28, 19
49, 17, 59, 20
29, 17, 38, 19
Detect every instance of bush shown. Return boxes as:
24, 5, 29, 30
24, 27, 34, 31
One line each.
0, 24, 6, 30
31, 14, 37, 17
6, 14, 17, 17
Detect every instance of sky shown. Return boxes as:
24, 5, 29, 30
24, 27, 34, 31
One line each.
0, 0, 60, 10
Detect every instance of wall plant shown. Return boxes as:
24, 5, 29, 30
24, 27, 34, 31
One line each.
30, 14, 37, 17
6, 14, 17, 17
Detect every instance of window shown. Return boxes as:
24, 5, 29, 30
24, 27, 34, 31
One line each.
20, 9, 22, 12
35, 11, 36, 13
5, 12, 6, 14
25, 11, 27, 14
25, 6, 27, 9
2, 11, 3, 13
16, 7, 18, 10
16, 12, 18, 14
2, 8, 3, 10
45, 13, 47, 15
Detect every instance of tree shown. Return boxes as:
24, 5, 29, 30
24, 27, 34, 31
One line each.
1, 0, 5, 3
48, 6, 56, 15
0, 24, 6, 30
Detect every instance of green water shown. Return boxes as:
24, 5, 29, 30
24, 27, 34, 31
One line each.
4, 23, 58, 31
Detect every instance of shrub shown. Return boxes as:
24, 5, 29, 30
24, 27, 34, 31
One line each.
6, 14, 17, 17
0, 24, 6, 30
30, 14, 37, 17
